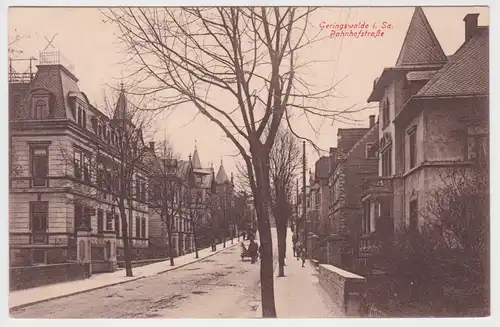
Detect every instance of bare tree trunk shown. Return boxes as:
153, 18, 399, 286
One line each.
119, 204, 133, 277
166, 215, 175, 266
276, 218, 287, 277
253, 156, 277, 318
193, 229, 199, 259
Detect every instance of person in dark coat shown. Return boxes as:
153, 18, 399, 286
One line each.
292, 233, 298, 257
300, 244, 307, 267
248, 239, 259, 264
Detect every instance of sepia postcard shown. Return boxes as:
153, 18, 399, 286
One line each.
6, 4, 490, 320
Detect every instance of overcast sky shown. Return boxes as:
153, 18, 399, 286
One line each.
8, 6, 489, 181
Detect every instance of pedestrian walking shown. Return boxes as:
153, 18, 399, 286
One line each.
292, 233, 298, 257
300, 245, 307, 267
295, 241, 302, 261
211, 237, 217, 252
248, 239, 259, 264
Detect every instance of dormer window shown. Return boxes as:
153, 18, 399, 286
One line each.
34, 100, 48, 120
77, 107, 82, 125
91, 116, 98, 132
82, 110, 87, 129
98, 125, 102, 137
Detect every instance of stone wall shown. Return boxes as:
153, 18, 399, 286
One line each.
318, 264, 367, 317
10, 262, 86, 291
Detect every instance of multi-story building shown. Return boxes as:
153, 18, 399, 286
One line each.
361, 7, 489, 265
147, 156, 192, 257
9, 52, 150, 267
309, 157, 330, 236
328, 117, 378, 268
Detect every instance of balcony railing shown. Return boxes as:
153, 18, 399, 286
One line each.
39, 50, 75, 74
361, 177, 393, 198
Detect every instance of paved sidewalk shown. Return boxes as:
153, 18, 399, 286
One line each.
255, 230, 344, 318
9, 238, 240, 310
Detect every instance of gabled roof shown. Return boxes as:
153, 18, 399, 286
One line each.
415, 27, 489, 98
344, 122, 379, 160
395, 7, 448, 67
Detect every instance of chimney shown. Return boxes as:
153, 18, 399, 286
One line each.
149, 141, 155, 152
369, 115, 376, 128
464, 13, 479, 41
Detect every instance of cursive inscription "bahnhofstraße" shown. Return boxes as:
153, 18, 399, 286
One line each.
319, 21, 394, 38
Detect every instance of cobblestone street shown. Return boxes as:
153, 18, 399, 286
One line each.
10, 243, 264, 318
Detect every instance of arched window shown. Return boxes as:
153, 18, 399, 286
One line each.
34, 100, 47, 120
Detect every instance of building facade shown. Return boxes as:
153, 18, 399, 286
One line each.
361, 8, 489, 268
9, 54, 150, 267
327, 118, 378, 268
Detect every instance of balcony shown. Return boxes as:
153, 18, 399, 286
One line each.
361, 177, 393, 200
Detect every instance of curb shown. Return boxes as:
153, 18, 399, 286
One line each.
157, 240, 241, 275
9, 276, 146, 311
10, 239, 240, 311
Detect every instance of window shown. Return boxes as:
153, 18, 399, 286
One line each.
74, 205, 90, 229
332, 178, 340, 203
82, 110, 87, 129
77, 107, 82, 125
135, 217, 141, 238
30, 147, 49, 187
106, 212, 113, 231
382, 99, 390, 126
33, 249, 46, 264
363, 201, 371, 234
96, 162, 104, 188
98, 125, 102, 137
381, 147, 392, 176
91, 117, 98, 132
34, 99, 48, 120
83, 155, 91, 183
409, 199, 418, 233
97, 210, 104, 233
74, 150, 82, 180
30, 201, 48, 232
74, 206, 92, 230
141, 218, 146, 238
365, 142, 377, 158
409, 129, 417, 169
141, 181, 146, 202
135, 177, 140, 199
467, 127, 488, 162
115, 213, 120, 236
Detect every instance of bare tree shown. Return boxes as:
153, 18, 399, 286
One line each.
185, 179, 205, 259
8, 29, 29, 55
269, 128, 301, 277
149, 141, 190, 266
237, 127, 300, 276
104, 7, 367, 317
422, 157, 489, 284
